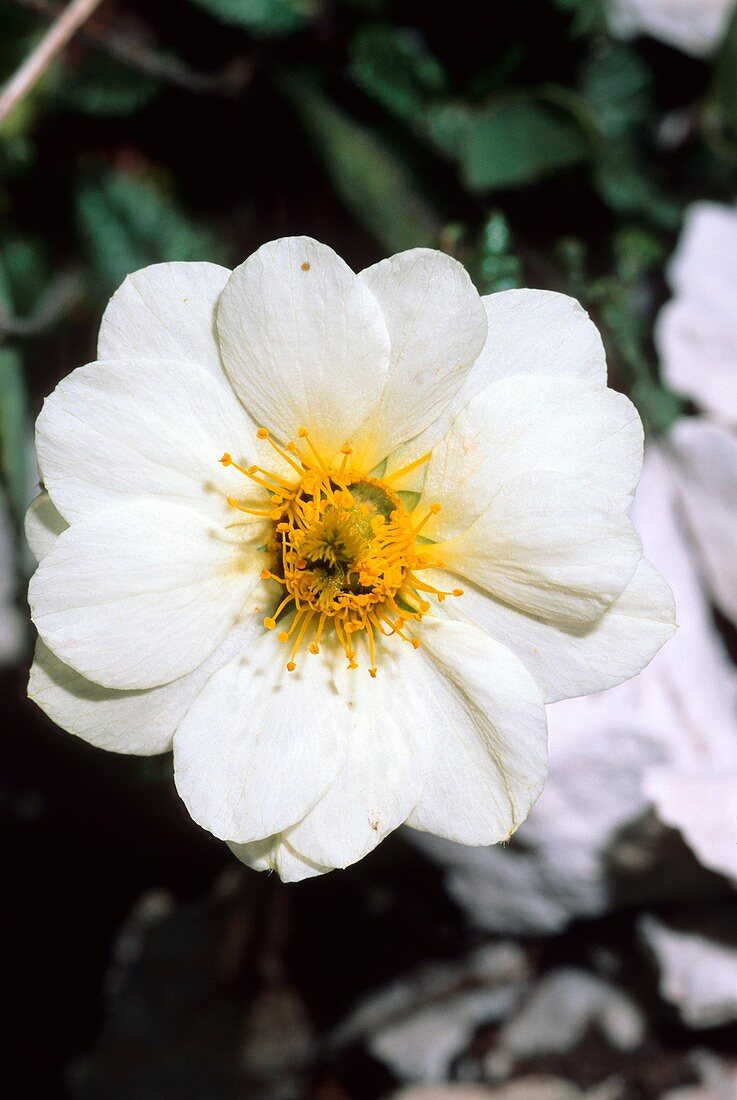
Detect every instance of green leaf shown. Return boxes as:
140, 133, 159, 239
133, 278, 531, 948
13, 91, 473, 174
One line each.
711, 4, 737, 144
474, 211, 522, 293
56, 56, 160, 117
612, 225, 667, 281
349, 24, 447, 123
74, 168, 230, 296
0, 347, 29, 522
422, 101, 475, 159
187, 0, 317, 36
460, 96, 588, 191
580, 44, 651, 139
0, 235, 50, 317
551, 0, 609, 37
277, 71, 442, 253
594, 140, 681, 228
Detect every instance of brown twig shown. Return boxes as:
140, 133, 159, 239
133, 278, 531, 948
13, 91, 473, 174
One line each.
13, 0, 253, 95
0, 0, 105, 127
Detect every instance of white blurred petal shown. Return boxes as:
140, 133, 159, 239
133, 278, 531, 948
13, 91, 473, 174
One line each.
657, 202, 737, 425
668, 417, 737, 624
609, 0, 735, 56
640, 916, 737, 1028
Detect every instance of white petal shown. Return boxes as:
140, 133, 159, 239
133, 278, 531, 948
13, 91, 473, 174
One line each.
668, 417, 737, 624
625, 445, 737, 766
28, 587, 268, 755
25, 492, 67, 562
385, 289, 607, 488
216, 237, 390, 459
236, 617, 549, 871
657, 301, 737, 428
609, 0, 733, 58
419, 375, 643, 541
173, 632, 348, 843
350, 249, 487, 468
228, 836, 331, 882
474, 288, 607, 385
36, 358, 257, 524
434, 557, 675, 703
404, 617, 548, 845
640, 916, 737, 1030
97, 261, 231, 378
29, 499, 262, 690
278, 645, 424, 868
667, 203, 737, 305
657, 202, 737, 425
28, 640, 194, 756
434, 471, 642, 624
645, 768, 737, 885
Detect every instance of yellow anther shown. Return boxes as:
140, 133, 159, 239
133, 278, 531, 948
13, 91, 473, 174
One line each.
220, 424, 464, 676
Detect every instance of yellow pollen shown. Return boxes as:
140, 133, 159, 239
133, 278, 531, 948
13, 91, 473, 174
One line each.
220, 427, 462, 673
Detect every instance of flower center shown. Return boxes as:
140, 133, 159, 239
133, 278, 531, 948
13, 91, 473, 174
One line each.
220, 428, 462, 675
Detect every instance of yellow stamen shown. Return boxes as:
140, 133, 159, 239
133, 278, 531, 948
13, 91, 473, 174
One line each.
257, 427, 305, 475
297, 426, 330, 472
384, 450, 432, 483
220, 426, 463, 675
226, 497, 278, 519
412, 502, 441, 535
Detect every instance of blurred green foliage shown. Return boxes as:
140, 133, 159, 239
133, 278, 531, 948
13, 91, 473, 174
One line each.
711, 5, 737, 148
278, 70, 442, 252
188, 0, 318, 37
2, 0, 737, 525
74, 170, 231, 294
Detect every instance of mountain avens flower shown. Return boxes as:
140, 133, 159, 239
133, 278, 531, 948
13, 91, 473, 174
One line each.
27, 238, 675, 881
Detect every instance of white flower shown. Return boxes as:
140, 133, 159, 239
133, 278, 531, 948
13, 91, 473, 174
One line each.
608, 0, 735, 57
658, 202, 737, 427
26, 238, 674, 881
657, 201, 737, 626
